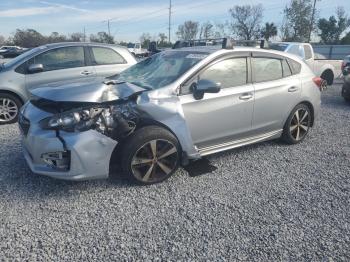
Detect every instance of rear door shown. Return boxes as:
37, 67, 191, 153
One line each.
88, 46, 130, 77
251, 53, 302, 135
25, 45, 96, 90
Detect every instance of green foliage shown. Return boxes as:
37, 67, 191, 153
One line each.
318, 7, 350, 44
282, 0, 313, 42
261, 22, 278, 41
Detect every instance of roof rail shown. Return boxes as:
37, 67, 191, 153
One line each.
172, 38, 269, 50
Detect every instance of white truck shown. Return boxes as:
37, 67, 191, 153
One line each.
127, 43, 148, 58
269, 42, 343, 85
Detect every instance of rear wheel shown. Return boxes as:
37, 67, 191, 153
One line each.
321, 70, 334, 86
282, 104, 312, 144
0, 93, 22, 125
121, 126, 181, 184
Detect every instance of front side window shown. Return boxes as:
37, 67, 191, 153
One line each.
200, 58, 247, 89
30, 46, 85, 71
288, 45, 303, 58
253, 57, 283, 82
91, 47, 126, 65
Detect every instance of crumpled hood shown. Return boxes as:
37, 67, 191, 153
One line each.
30, 77, 147, 103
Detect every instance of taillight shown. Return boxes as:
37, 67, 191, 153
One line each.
313, 77, 327, 91
341, 61, 346, 71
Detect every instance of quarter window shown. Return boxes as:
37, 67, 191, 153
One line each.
91, 47, 126, 65
200, 58, 247, 89
253, 57, 283, 82
30, 46, 85, 71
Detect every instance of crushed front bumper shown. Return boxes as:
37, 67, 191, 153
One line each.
19, 102, 118, 181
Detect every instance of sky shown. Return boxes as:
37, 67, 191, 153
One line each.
0, 0, 349, 42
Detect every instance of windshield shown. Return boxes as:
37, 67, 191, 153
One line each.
269, 43, 289, 52
127, 43, 135, 48
3, 46, 40, 68
114, 50, 209, 89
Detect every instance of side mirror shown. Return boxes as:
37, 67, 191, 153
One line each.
192, 79, 221, 100
28, 64, 44, 74
343, 66, 350, 76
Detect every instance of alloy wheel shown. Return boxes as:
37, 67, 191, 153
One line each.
289, 108, 310, 141
0, 98, 18, 123
131, 139, 178, 183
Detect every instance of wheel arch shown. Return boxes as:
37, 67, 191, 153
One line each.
0, 89, 25, 105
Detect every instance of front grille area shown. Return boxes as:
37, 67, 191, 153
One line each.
18, 113, 30, 136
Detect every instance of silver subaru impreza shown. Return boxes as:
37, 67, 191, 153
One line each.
19, 43, 322, 184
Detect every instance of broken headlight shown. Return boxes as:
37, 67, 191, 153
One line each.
40, 104, 136, 138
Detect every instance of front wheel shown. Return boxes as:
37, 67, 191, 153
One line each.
0, 93, 22, 125
121, 126, 181, 184
282, 104, 312, 144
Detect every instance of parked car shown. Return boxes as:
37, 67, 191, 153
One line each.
127, 43, 148, 57
0, 42, 136, 124
0, 46, 28, 58
341, 55, 350, 102
19, 41, 322, 184
0, 45, 22, 54
269, 42, 341, 85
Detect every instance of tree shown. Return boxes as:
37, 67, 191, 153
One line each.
158, 33, 168, 47
12, 29, 46, 47
90, 32, 114, 44
341, 32, 350, 44
0, 35, 5, 46
139, 33, 151, 48
69, 32, 84, 42
47, 32, 67, 43
229, 4, 263, 40
199, 21, 214, 39
281, 0, 314, 42
176, 21, 199, 40
317, 7, 350, 44
261, 22, 278, 40
213, 22, 229, 38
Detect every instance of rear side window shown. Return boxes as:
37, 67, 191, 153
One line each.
287, 58, 302, 74
200, 58, 247, 89
91, 47, 126, 65
29, 46, 85, 72
303, 45, 313, 60
252, 57, 283, 82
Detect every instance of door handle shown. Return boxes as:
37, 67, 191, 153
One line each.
239, 93, 253, 100
80, 70, 93, 76
288, 86, 299, 92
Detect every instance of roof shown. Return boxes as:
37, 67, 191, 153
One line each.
42, 42, 126, 49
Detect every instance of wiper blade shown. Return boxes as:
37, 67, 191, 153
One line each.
103, 80, 152, 90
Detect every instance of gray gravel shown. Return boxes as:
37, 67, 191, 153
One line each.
0, 84, 349, 261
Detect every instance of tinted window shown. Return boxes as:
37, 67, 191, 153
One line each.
200, 58, 247, 89
282, 59, 292, 77
253, 58, 282, 82
91, 47, 126, 65
304, 45, 313, 60
30, 46, 85, 71
288, 45, 303, 57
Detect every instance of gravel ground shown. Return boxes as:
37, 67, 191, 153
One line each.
0, 84, 349, 261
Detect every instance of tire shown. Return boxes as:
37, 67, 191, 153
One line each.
0, 92, 22, 125
321, 70, 334, 86
282, 104, 312, 144
121, 126, 181, 185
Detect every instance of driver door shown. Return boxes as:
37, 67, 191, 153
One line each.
179, 56, 254, 150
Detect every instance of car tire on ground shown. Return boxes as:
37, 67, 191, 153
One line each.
321, 70, 334, 86
282, 103, 312, 144
121, 125, 181, 185
0, 92, 22, 125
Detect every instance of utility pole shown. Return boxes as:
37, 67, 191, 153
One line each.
308, 0, 318, 43
107, 20, 111, 36
168, 0, 172, 43
83, 27, 86, 42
